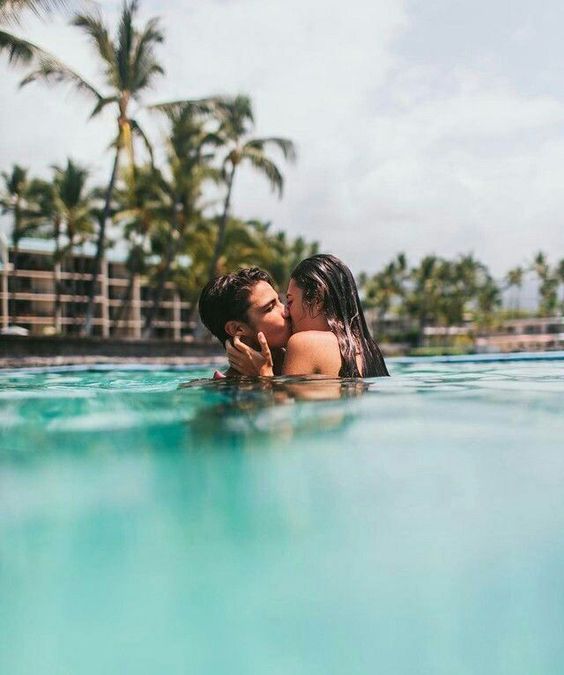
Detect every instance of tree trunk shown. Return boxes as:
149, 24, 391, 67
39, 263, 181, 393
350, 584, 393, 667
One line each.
10, 242, 19, 325
114, 271, 135, 331
54, 272, 63, 333
142, 231, 177, 339
81, 148, 120, 336
208, 165, 235, 280
417, 312, 427, 347
69, 242, 81, 332
143, 195, 183, 339
53, 220, 62, 333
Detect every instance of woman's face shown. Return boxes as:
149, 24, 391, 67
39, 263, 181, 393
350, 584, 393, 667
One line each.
286, 278, 324, 333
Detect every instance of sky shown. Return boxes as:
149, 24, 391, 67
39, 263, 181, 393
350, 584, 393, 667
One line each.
1, 0, 564, 281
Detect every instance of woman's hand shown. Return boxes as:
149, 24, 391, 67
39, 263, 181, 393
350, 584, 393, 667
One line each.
226, 332, 274, 377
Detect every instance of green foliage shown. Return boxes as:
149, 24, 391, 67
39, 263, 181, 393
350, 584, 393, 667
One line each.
0, 164, 47, 243
361, 252, 503, 345
530, 251, 561, 316
16, 0, 236, 334
208, 95, 297, 277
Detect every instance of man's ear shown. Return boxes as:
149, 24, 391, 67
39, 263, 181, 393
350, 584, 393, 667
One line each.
225, 320, 250, 339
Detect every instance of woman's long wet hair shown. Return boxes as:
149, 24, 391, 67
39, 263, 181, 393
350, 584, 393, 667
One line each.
290, 254, 389, 378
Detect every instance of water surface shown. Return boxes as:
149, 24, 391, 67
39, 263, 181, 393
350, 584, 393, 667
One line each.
1, 356, 563, 674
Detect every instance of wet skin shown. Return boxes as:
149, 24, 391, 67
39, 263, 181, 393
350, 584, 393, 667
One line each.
243, 280, 292, 350
286, 277, 328, 333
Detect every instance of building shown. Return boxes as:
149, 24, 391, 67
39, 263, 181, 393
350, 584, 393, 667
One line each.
364, 305, 564, 354
423, 317, 564, 352
0, 236, 195, 340
475, 317, 564, 353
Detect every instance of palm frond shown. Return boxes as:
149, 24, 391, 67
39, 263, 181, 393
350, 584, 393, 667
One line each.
148, 96, 228, 118
0, 0, 69, 25
20, 52, 103, 105
72, 11, 114, 70
192, 164, 222, 185
245, 136, 297, 162
89, 94, 118, 118
198, 131, 224, 148
115, 0, 137, 90
131, 15, 163, 86
0, 28, 49, 65
240, 146, 284, 196
130, 57, 164, 93
130, 118, 154, 164
216, 94, 254, 138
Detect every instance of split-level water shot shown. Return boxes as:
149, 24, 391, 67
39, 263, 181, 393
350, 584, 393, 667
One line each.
1, 1, 564, 674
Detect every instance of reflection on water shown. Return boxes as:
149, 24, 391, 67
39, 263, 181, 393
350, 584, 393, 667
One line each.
180, 374, 369, 400
179, 376, 370, 446
1, 360, 564, 675
0, 372, 372, 456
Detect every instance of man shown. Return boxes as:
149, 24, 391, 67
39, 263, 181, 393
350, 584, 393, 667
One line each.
198, 267, 291, 377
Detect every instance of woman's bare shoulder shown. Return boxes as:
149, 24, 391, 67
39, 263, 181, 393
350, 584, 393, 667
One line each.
285, 331, 341, 376
287, 331, 338, 349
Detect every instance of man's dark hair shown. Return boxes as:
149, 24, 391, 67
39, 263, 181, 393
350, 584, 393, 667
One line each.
198, 267, 275, 345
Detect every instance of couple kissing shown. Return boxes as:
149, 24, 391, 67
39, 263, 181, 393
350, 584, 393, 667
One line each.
199, 254, 389, 379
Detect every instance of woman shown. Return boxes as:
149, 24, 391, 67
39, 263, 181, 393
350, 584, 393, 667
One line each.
227, 254, 389, 378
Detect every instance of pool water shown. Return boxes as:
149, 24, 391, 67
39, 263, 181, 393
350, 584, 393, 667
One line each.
1, 355, 564, 674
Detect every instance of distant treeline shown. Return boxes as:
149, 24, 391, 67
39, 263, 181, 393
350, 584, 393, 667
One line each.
358, 252, 564, 344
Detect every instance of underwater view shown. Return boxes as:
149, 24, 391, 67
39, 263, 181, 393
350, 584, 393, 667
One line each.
1, 355, 564, 674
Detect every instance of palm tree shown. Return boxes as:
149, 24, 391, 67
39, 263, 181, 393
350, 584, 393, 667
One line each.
557, 258, 564, 314
532, 252, 558, 316
263, 228, 319, 290
21, 0, 225, 335
505, 265, 524, 313
208, 95, 297, 279
140, 105, 223, 337
0, 164, 44, 323
111, 164, 160, 332
48, 159, 96, 330
448, 254, 483, 323
365, 253, 408, 321
214, 218, 274, 275
112, 102, 223, 338
476, 272, 501, 327
405, 255, 442, 344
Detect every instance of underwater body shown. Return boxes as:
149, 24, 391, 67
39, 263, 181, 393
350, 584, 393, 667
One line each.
1, 355, 564, 675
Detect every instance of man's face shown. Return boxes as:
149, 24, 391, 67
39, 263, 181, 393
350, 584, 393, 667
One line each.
243, 280, 291, 349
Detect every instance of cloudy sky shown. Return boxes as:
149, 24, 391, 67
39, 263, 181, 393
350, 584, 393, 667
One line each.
2, 0, 564, 277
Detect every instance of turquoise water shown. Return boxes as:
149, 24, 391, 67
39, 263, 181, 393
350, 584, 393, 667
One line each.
1, 355, 564, 674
